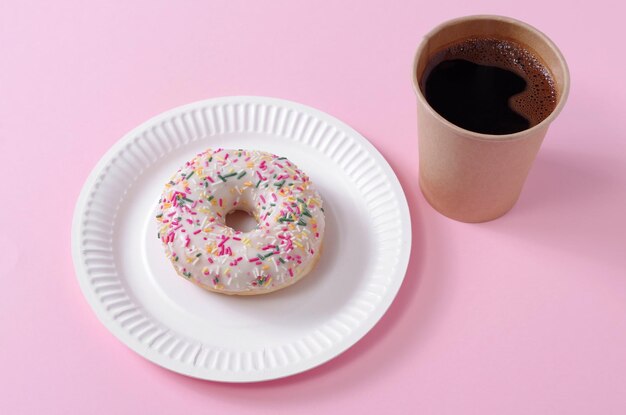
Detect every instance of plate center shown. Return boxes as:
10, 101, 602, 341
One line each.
114, 135, 376, 348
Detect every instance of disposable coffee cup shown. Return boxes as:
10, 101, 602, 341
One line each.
412, 15, 570, 222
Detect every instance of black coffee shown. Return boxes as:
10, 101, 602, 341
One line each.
421, 38, 557, 135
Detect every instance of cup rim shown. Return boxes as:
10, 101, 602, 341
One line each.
412, 14, 570, 142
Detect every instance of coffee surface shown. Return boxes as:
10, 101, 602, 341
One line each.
421, 38, 557, 135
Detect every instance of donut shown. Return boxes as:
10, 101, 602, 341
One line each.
156, 148, 325, 295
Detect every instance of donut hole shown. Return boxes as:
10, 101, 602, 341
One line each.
224, 209, 258, 233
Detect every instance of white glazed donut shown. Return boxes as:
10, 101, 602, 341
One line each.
156, 148, 325, 295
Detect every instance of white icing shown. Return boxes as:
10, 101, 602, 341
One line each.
156, 149, 325, 294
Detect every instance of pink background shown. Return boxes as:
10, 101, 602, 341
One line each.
1, 1, 625, 414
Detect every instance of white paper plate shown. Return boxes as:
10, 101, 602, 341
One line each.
72, 96, 411, 382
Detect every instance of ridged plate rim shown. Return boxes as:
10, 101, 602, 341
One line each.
71, 96, 411, 382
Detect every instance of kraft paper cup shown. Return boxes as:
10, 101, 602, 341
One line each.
412, 15, 570, 223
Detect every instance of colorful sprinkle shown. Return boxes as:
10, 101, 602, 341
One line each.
156, 149, 324, 294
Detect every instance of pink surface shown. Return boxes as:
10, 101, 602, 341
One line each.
1, 1, 625, 414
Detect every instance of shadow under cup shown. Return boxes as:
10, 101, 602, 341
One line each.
412, 15, 570, 223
